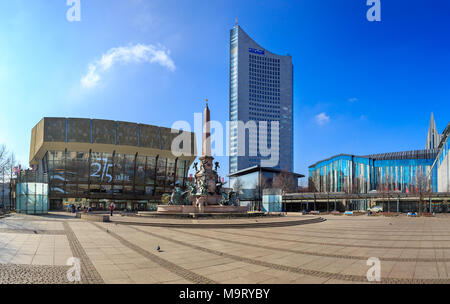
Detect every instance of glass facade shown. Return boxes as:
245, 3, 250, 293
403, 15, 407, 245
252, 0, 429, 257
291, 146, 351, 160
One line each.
15, 172, 49, 215
309, 120, 450, 195
262, 189, 283, 213
230, 171, 259, 200
433, 125, 450, 192
229, 27, 239, 173
42, 150, 189, 210
16, 183, 49, 215
309, 153, 436, 194
28, 117, 196, 212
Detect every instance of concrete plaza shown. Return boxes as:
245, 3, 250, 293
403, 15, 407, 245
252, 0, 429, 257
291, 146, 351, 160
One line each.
1, 212, 450, 284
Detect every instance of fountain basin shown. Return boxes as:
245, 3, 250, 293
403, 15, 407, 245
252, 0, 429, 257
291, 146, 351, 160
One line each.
157, 205, 247, 214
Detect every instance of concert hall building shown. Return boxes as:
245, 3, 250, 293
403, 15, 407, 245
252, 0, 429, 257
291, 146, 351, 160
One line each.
27, 117, 196, 211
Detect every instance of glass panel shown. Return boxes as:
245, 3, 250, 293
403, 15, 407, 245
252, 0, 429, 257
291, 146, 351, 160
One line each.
155, 157, 167, 195
145, 156, 156, 187
176, 160, 186, 186
135, 156, 146, 186
166, 158, 176, 188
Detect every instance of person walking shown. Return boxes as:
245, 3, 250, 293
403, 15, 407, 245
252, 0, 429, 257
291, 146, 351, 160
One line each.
110, 202, 115, 217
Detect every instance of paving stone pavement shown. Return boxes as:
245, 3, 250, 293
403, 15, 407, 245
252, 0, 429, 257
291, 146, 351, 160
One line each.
0, 228, 65, 235
127, 225, 450, 284
63, 222, 104, 284
90, 222, 216, 284
168, 228, 450, 263
0, 264, 71, 284
2, 213, 450, 284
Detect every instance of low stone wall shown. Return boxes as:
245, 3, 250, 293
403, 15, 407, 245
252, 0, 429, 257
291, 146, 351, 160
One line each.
156, 205, 248, 214
76, 213, 110, 222
157, 205, 197, 214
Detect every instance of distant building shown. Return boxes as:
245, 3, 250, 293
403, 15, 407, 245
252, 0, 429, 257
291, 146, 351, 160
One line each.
309, 115, 449, 196
228, 166, 303, 209
28, 117, 196, 211
229, 24, 293, 174
433, 123, 450, 192
426, 113, 441, 150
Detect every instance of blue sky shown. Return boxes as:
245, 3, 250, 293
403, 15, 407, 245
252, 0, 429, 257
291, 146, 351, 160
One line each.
0, 0, 449, 182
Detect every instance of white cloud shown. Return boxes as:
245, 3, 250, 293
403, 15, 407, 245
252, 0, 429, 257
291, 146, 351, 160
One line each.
81, 43, 175, 88
349, 97, 358, 103
315, 112, 330, 125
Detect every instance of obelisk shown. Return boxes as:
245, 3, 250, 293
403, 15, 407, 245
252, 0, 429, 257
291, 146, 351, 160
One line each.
194, 100, 220, 206
202, 101, 212, 157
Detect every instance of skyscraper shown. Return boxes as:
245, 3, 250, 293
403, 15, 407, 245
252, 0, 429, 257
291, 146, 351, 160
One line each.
229, 24, 293, 174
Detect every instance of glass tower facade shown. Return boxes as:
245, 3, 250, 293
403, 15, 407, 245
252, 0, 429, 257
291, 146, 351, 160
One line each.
229, 25, 293, 174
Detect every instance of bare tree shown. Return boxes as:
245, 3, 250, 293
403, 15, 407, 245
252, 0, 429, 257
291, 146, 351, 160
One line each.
232, 177, 243, 199
376, 178, 385, 212
0, 145, 12, 210
273, 170, 297, 194
251, 181, 259, 201
0, 145, 8, 172
297, 178, 308, 193
308, 176, 318, 192
252, 176, 269, 200
8, 152, 16, 179
416, 171, 431, 215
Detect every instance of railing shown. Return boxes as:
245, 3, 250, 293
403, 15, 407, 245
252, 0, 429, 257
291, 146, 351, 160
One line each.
283, 192, 450, 202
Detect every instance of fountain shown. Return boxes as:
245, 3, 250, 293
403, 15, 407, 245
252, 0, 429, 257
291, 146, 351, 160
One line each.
157, 102, 247, 215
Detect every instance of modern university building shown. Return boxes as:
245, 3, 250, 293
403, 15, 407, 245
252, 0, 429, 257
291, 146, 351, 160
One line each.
229, 23, 294, 175
303, 114, 450, 212
23, 117, 196, 212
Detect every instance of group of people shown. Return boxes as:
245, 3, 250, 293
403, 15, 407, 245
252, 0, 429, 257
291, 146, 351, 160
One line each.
67, 204, 92, 214
67, 203, 116, 216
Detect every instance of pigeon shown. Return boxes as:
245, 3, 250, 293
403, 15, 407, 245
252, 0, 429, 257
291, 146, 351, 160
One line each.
157, 245, 161, 252
33, 230, 38, 234
106, 229, 110, 233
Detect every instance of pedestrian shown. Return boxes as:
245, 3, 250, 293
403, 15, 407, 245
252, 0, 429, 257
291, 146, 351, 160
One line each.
110, 202, 115, 216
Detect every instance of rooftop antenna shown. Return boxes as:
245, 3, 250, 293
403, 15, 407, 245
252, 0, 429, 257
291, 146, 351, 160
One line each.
206, 98, 209, 107
235, 17, 238, 26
